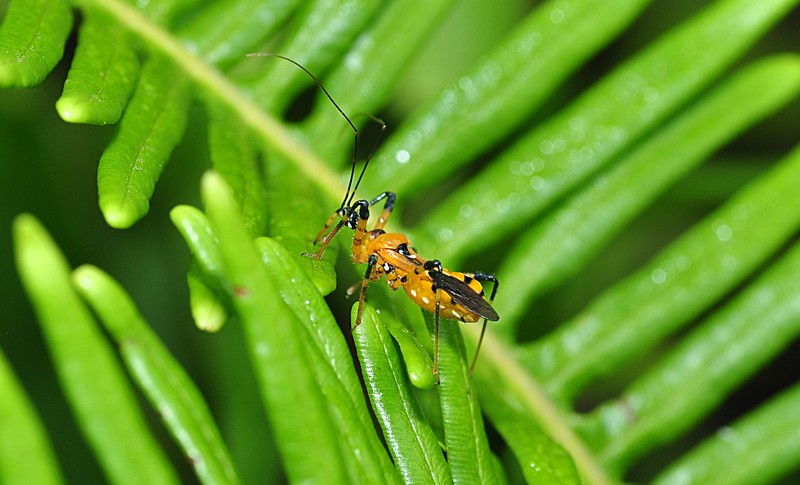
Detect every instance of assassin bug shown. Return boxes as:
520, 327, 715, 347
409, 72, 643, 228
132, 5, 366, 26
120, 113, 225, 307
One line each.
259, 54, 499, 378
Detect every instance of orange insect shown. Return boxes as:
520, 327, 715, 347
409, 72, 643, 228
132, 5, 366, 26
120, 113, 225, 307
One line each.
265, 54, 499, 377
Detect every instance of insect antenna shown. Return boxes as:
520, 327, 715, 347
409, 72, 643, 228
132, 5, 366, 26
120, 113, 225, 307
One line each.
344, 113, 386, 209
247, 53, 385, 212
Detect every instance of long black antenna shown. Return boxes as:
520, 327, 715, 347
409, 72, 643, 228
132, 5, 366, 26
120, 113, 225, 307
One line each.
247, 53, 386, 211
346, 111, 386, 209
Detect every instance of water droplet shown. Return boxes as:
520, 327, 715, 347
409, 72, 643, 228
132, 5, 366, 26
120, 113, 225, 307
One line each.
651, 268, 667, 285
496, 199, 510, 213
712, 219, 733, 241
441, 89, 457, 104
643, 87, 660, 102
395, 150, 410, 164
345, 52, 364, 70
520, 161, 535, 176
717, 426, 736, 443
478, 63, 502, 83
517, 32, 542, 53
569, 116, 586, 131
550, 8, 565, 23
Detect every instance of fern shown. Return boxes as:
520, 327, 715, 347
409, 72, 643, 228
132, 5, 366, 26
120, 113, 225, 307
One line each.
2, 0, 800, 484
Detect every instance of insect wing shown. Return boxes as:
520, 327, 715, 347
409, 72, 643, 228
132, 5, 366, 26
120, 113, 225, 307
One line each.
430, 271, 499, 321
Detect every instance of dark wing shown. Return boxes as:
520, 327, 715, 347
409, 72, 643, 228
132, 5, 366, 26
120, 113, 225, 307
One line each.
430, 271, 499, 321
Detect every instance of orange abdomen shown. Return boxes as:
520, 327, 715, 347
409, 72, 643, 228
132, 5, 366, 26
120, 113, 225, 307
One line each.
401, 278, 482, 323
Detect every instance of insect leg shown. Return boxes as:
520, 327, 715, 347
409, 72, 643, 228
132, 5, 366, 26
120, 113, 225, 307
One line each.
422, 260, 445, 383
310, 188, 392, 262
354, 253, 378, 330
468, 273, 499, 375
313, 210, 343, 245
367, 192, 396, 231
433, 284, 442, 384
350, 200, 372, 262
311, 214, 346, 259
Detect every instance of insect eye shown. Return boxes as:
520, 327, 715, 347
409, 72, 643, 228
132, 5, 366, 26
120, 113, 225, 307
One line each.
345, 212, 359, 229
396, 243, 410, 255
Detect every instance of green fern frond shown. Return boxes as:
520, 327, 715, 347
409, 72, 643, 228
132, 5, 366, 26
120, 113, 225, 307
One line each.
2, 0, 800, 484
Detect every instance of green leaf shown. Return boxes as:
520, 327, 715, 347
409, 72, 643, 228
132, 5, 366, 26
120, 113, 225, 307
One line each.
72, 264, 240, 485
520, 142, 800, 402
79, 0, 345, 206
56, 9, 139, 125
433, 314, 497, 483
417, 0, 799, 260
187, 262, 229, 332
0, 0, 72, 87
587, 238, 800, 472
0, 348, 63, 485
302, 0, 457, 159
170, 205, 233, 332
200, 171, 357, 484
4, 0, 800, 482
95, 0, 301, 228
480, 390, 579, 485
254, 237, 400, 484
247, 0, 386, 111
177, 0, 299, 68
207, 102, 269, 235
465, 325, 612, 484
130, 0, 202, 25
263, 151, 336, 295
171, 204, 225, 279
254, 238, 358, 398
98, 56, 191, 228
496, 53, 800, 330
381, 310, 436, 390
353, 305, 451, 484
12, 214, 178, 485
363, 0, 654, 199
653, 382, 800, 485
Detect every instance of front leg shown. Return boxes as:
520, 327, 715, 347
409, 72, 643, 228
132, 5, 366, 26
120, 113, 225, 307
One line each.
309, 191, 393, 260
367, 192, 396, 231
311, 208, 346, 260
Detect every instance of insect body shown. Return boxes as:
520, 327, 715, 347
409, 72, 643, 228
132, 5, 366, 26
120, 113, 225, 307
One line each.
264, 53, 499, 378
315, 188, 499, 377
